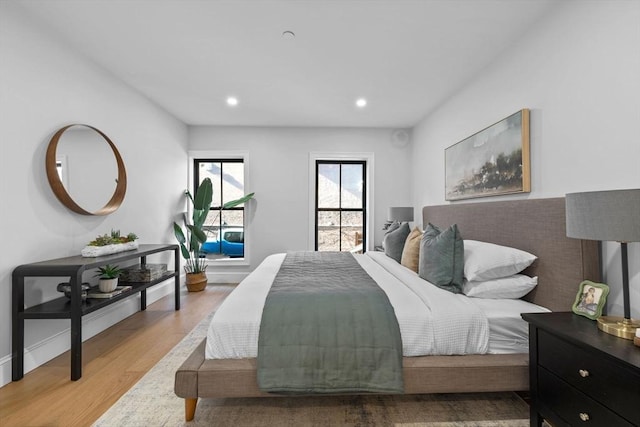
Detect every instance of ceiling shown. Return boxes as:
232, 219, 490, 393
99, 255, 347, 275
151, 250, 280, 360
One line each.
14, 0, 558, 128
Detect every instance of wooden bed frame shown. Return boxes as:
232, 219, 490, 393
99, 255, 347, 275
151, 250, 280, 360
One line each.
175, 197, 600, 421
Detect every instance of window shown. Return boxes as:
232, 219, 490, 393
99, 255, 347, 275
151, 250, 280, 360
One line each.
315, 160, 366, 252
193, 159, 247, 259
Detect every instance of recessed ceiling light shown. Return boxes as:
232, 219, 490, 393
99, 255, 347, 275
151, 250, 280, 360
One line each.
226, 96, 238, 106
356, 98, 367, 108
282, 30, 295, 39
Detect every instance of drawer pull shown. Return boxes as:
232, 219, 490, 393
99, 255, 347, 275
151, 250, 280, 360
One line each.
579, 412, 590, 421
578, 369, 590, 378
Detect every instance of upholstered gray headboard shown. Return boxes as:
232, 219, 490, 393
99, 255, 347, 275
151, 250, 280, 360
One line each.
423, 197, 600, 312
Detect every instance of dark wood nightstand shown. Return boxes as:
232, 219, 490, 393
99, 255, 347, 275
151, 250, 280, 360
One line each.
522, 312, 640, 427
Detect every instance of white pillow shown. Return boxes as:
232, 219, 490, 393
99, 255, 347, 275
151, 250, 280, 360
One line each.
464, 240, 537, 281
463, 275, 538, 299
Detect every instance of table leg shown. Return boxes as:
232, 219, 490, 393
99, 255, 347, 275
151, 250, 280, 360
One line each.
70, 273, 83, 380
140, 255, 148, 310
174, 247, 181, 311
141, 289, 147, 310
12, 275, 25, 381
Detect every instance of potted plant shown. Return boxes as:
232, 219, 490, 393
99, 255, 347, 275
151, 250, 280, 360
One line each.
81, 229, 139, 257
94, 264, 122, 292
173, 177, 254, 292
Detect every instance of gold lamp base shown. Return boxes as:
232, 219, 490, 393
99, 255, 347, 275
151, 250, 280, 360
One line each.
597, 316, 640, 340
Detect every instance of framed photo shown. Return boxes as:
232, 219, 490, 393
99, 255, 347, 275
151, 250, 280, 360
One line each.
445, 109, 530, 201
571, 280, 609, 320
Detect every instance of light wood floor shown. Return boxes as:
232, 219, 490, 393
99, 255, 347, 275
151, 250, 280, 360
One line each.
0, 284, 234, 427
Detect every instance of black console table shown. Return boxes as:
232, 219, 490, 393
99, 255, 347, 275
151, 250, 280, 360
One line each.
12, 244, 180, 381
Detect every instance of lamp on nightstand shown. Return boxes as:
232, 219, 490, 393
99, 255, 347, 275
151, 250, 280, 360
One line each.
388, 207, 414, 223
383, 207, 414, 230
566, 189, 640, 340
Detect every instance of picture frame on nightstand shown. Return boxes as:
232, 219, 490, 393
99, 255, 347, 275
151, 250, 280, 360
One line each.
571, 280, 609, 320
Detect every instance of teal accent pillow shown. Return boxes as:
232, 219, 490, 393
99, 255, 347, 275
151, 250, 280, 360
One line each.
418, 223, 464, 293
383, 222, 410, 263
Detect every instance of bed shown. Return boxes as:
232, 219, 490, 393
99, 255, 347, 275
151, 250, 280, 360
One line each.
175, 197, 600, 421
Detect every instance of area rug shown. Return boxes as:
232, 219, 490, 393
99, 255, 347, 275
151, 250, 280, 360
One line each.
93, 310, 529, 427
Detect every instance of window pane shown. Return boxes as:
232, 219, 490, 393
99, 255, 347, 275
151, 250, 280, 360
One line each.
341, 164, 363, 209
317, 211, 340, 251
221, 209, 244, 257
221, 209, 243, 228
196, 158, 246, 259
341, 211, 363, 252
199, 161, 221, 207
315, 160, 366, 252
203, 209, 220, 235
317, 163, 340, 208
222, 162, 244, 205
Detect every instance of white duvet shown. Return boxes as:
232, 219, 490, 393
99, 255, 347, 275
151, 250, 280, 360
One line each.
205, 251, 546, 359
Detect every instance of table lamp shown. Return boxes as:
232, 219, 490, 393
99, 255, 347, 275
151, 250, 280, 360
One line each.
388, 207, 414, 223
566, 189, 640, 339
383, 207, 414, 231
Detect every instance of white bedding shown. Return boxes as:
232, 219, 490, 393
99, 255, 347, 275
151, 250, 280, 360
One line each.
205, 251, 547, 359
469, 298, 549, 353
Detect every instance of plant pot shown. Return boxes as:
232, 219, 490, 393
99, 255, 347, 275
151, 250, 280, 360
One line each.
81, 241, 139, 257
185, 272, 207, 292
99, 278, 118, 293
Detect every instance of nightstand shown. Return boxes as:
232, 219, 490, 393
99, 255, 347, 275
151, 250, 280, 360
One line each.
522, 312, 640, 427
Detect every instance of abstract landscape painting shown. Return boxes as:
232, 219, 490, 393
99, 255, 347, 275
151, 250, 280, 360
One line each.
445, 109, 530, 201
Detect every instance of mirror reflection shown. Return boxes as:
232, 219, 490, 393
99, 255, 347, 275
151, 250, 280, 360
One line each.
56, 127, 118, 212
46, 124, 127, 216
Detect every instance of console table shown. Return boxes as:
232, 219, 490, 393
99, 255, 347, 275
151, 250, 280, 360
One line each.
12, 244, 180, 381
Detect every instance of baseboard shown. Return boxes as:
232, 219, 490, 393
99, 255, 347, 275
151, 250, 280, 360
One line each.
0, 279, 175, 388
206, 271, 248, 283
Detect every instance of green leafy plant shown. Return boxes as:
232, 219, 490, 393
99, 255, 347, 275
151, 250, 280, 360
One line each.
94, 264, 122, 279
87, 229, 138, 246
173, 177, 254, 273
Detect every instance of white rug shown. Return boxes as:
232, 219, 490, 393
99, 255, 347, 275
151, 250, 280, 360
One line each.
93, 312, 529, 427
93, 310, 216, 427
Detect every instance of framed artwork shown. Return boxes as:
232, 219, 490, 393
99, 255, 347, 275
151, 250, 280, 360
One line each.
445, 109, 530, 201
572, 280, 609, 320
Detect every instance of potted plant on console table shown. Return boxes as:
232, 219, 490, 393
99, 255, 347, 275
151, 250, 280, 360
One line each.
94, 264, 122, 293
172, 177, 254, 292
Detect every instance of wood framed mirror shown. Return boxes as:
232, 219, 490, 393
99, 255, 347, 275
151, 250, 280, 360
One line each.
45, 124, 127, 216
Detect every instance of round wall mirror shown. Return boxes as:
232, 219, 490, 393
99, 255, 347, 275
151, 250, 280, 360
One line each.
46, 124, 127, 215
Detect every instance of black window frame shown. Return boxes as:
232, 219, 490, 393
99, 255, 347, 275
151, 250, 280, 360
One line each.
193, 158, 247, 258
315, 160, 367, 252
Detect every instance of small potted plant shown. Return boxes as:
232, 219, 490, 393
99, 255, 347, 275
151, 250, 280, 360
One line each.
94, 264, 122, 292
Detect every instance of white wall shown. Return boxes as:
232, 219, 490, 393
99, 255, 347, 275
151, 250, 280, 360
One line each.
0, 4, 188, 386
410, 0, 640, 318
189, 126, 413, 276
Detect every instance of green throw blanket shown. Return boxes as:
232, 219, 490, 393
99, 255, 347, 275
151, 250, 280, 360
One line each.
257, 251, 404, 394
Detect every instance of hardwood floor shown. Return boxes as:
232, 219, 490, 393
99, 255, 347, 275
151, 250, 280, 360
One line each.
0, 284, 234, 427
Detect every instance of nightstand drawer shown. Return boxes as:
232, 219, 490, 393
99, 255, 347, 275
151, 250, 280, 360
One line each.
539, 368, 634, 427
538, 329, 640, 425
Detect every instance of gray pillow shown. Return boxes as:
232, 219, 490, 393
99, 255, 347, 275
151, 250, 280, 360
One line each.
381, 221, 401, 250
418, 223, 464, 293
383, 222, 410, 263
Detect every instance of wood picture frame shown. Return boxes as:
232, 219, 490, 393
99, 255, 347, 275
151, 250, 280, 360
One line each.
445, 109, 530, 201
572, 280, 609, 320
